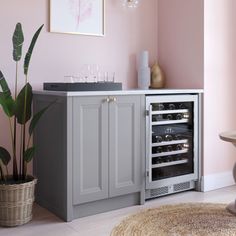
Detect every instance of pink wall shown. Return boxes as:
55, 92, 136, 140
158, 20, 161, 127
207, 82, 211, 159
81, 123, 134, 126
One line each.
204, 0, 236, 175
157, 0, 204, 89
157, 0, 236, 179
0, 0, 158, 171
0, 0, 158, 90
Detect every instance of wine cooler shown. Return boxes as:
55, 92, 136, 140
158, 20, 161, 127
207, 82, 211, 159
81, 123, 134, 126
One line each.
145, 94, 199, 199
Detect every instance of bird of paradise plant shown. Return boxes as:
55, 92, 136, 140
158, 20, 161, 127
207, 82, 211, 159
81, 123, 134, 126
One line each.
0, 23, 49, 182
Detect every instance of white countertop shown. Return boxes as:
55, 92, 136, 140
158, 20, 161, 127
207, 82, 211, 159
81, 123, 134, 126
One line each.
33, 88, 204, 97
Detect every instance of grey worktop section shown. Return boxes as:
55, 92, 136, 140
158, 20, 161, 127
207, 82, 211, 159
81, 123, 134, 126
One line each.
33, 88, 204, 97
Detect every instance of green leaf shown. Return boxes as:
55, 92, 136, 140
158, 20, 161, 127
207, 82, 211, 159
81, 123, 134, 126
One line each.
15, 83, 32, 124
29, 100, 55, 136
12, 23, 24, 62
0, 71, 15, 117
24, 24, 44, 75
0, 147, 11, 166
0, 71, 11, 95
0, 92, 15, 117
23, 146, 35, 163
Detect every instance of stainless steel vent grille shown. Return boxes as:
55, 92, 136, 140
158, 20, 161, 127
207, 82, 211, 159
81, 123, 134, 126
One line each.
150, 186, 168, 197
174, 182, 190, 192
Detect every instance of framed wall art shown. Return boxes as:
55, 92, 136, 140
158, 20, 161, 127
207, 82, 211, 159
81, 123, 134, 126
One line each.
50, 0, 105, 36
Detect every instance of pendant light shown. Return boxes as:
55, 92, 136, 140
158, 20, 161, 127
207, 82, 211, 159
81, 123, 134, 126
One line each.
123, 0, 140, 8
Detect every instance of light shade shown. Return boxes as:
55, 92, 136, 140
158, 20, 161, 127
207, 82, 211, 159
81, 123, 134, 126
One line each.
123, 0, 139, 8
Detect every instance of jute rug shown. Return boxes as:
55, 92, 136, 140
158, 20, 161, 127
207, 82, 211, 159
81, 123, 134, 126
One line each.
110, 203, 236, 236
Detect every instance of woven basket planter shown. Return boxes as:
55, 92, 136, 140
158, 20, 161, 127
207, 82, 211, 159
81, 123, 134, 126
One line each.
0, 176, 37, 227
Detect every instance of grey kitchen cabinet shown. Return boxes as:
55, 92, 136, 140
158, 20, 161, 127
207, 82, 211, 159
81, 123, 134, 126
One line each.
72, 96, 109, 205
72, 95, 143, 204
33, 94, 145, 221
109, 96, 142, 197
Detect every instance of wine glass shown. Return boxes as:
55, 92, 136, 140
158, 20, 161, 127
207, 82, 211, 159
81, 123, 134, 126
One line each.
90, 64, 99, 83
80, 64, 91, 83
64, 75, 74, 83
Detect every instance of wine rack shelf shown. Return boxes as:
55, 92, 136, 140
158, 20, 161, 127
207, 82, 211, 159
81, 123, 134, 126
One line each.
152, 139, 188, 147
152, 159, 188, 168
152, 149, 188, 158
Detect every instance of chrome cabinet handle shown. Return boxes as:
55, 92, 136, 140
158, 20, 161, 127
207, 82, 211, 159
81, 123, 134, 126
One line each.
110, 97, 117, 102
104, 97, 110, 103
104, 97, 116, 103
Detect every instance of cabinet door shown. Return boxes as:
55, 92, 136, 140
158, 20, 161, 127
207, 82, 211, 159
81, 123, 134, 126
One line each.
109, 95, 142, 197
73, 96, 109, 204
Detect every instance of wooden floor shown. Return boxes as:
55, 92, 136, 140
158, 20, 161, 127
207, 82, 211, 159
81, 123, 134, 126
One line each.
1, 186, 236, 236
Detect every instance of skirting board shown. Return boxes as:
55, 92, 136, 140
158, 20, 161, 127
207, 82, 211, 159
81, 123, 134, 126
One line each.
201, 171, 235, 192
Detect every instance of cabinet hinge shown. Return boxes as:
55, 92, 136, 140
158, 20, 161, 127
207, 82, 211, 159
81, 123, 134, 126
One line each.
146, 171, 149, 177
146, 110, 149, 116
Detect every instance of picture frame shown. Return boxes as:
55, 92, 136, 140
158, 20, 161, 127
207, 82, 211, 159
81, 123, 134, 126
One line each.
50, 0, 105, 36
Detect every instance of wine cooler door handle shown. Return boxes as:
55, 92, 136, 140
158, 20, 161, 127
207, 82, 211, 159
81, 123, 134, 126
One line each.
147, 104, 152, 184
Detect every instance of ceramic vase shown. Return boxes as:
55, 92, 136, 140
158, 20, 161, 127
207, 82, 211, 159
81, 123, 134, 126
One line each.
150, 63, 165, 89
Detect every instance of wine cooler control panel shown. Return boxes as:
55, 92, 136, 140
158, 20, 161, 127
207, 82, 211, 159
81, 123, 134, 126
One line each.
145, 95, 199, 199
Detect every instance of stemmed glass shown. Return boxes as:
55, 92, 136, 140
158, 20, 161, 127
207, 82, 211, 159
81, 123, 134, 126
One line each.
90, 64, 99, 83
78, 64, 116, 83
80, 64, 91, 83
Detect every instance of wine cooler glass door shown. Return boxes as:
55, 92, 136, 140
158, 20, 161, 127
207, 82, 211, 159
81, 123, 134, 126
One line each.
146, 94, 199, 189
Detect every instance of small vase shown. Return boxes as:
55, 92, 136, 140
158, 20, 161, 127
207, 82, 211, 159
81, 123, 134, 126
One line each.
137, 50, 151, 90
138, 67, 151, 90
150, 63, 165, 89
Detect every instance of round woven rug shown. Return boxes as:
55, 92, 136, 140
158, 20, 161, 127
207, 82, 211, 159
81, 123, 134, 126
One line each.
110, 203, 236, 236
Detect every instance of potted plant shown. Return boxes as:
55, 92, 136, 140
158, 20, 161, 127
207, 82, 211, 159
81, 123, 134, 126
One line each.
0, 23, 48, 227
